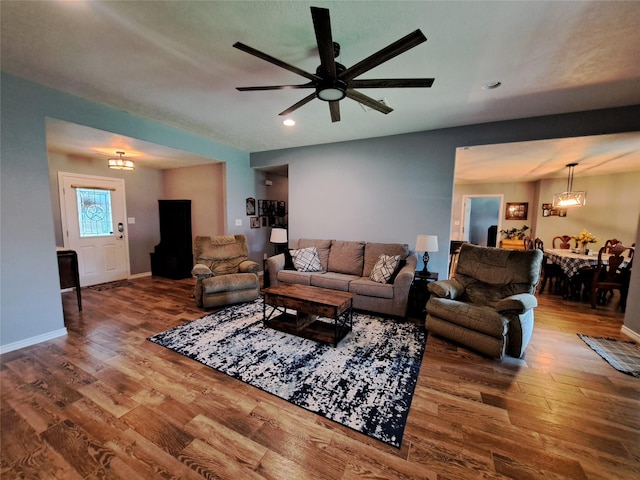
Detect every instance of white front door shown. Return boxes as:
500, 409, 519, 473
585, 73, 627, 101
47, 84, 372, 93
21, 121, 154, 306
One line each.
58, 172, 130, 286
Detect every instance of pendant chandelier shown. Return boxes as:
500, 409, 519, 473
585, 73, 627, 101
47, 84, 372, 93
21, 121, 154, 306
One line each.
552, 162, 585, 208
108, 151, 135, 170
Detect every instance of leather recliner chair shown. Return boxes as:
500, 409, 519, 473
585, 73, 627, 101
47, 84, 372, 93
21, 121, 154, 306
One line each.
425, 243, 543, 359
191, 235, 260, 308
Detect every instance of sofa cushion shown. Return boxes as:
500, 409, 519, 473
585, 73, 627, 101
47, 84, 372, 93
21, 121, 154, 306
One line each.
290, 247, 323, 272
277, 269, 314, 286
369, 254, 400, 283
310, 272, 359, 291
328, 240, 365, 275
363, 242, 409, 277
349, 278, 395, 299
297, 239, 332, 271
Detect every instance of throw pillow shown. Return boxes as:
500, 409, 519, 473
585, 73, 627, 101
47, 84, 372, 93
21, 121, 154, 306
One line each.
369, 254, 400, 284
290, 247, 323, 272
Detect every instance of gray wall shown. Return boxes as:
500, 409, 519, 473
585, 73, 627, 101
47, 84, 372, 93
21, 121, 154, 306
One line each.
163, 163, 226, 239
2, 70, 640, 350
48, 151, 165, 275
1, 74, 257, 351
624, 216, 640, 335
252, 105, 640, 335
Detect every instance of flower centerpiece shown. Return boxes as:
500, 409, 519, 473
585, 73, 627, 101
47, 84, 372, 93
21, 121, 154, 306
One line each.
499, 225, 529, 240
573, 229, 599, 253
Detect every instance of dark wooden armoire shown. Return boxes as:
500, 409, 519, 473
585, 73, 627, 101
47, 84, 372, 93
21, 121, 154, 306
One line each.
150, 200, 193, 279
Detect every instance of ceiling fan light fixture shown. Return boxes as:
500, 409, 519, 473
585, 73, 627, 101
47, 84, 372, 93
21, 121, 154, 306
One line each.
108, 151, 135, 170
282, 118, 295, 126
316, 81, 347, 101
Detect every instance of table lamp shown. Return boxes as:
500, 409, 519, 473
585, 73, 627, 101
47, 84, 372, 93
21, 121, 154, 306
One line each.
270, 228, 288, 255
415, 235, 438, 274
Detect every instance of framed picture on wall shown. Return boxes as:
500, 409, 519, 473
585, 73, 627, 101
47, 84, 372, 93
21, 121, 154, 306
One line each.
246, 197, 256, 215
250, 216, 260, 228
505, 202, 528, 220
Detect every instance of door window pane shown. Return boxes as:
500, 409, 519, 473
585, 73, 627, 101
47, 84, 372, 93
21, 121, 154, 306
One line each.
76, 188, 113, 237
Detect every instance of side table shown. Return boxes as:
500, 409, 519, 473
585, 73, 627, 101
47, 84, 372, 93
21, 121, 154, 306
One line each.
407, 271, 438, 320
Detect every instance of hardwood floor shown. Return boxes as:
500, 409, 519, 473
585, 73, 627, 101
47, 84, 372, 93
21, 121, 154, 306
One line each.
2, 276, 639, 479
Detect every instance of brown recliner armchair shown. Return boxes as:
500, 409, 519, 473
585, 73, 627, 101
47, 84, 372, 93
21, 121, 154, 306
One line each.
191, 235, 260, 308
425, 243, 543, 359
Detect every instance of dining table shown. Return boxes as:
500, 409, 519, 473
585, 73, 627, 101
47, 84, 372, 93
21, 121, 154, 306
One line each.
544, 248, 601, 279
543, 248, 630, 301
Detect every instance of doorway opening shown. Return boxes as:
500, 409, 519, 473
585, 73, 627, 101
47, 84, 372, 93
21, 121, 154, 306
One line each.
461, 195, 503, 246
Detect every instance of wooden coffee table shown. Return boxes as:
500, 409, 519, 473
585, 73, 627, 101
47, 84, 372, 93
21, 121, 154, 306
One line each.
262, 284, 354, 347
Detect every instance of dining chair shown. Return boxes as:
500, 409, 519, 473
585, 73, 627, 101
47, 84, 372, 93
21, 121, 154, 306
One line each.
590, 243, 634, 312
552, 235, 573, 249
603, 238, 621, 251
536, 238, 564, 294
523, 236, 534, 250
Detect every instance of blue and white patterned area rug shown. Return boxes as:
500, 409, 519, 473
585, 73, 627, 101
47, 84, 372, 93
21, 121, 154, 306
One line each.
148, 298, 426, 448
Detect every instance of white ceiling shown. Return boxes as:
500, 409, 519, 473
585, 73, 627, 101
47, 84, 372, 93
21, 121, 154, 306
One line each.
2, 1, 640, 181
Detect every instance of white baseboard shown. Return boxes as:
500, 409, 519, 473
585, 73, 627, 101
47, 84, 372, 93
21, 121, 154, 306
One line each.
129, 271, 151, 279
621, 325, 640, 343
0, 328, 68, 355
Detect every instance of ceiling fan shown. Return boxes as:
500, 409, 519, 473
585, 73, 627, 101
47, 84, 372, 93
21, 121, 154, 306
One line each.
233, 6, 434, 123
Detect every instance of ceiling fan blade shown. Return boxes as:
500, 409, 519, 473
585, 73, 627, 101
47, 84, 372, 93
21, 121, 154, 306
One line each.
237, 83, 315, 91
349, 78, 435, 89
234, 42, 320, 82
329, 101, 340, 123
278, 92, 316, 116
340, 30, 427, 81
311, 6, 336, 79
346, 90, 393, 114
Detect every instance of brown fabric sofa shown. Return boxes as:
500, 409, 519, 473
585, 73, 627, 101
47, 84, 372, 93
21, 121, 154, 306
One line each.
191, 235, 260, 308
266, 238, 417, 317
425, 243, 543, 359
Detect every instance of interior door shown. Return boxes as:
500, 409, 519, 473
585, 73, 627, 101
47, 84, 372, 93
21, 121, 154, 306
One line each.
58, 172, 130, 286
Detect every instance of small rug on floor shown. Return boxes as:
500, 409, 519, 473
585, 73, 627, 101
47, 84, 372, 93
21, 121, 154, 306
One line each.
87, 280, 134, 291
147, 298, 426, 448
578, 334, 640, 378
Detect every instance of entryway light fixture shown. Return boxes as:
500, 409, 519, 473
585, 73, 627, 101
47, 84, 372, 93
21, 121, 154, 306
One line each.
552, 162, 586, 208
108, 151, 135, 170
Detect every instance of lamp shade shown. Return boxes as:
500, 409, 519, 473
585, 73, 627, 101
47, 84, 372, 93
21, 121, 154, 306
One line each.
416, 235, 438, 252
270, 228, 287, 244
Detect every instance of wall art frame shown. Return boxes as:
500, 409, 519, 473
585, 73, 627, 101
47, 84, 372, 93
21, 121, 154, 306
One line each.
505, 202, 528, 220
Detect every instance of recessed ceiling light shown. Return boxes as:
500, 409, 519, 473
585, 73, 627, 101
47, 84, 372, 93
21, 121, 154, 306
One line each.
482, 81, 502, 90
283, 118, 295, 126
